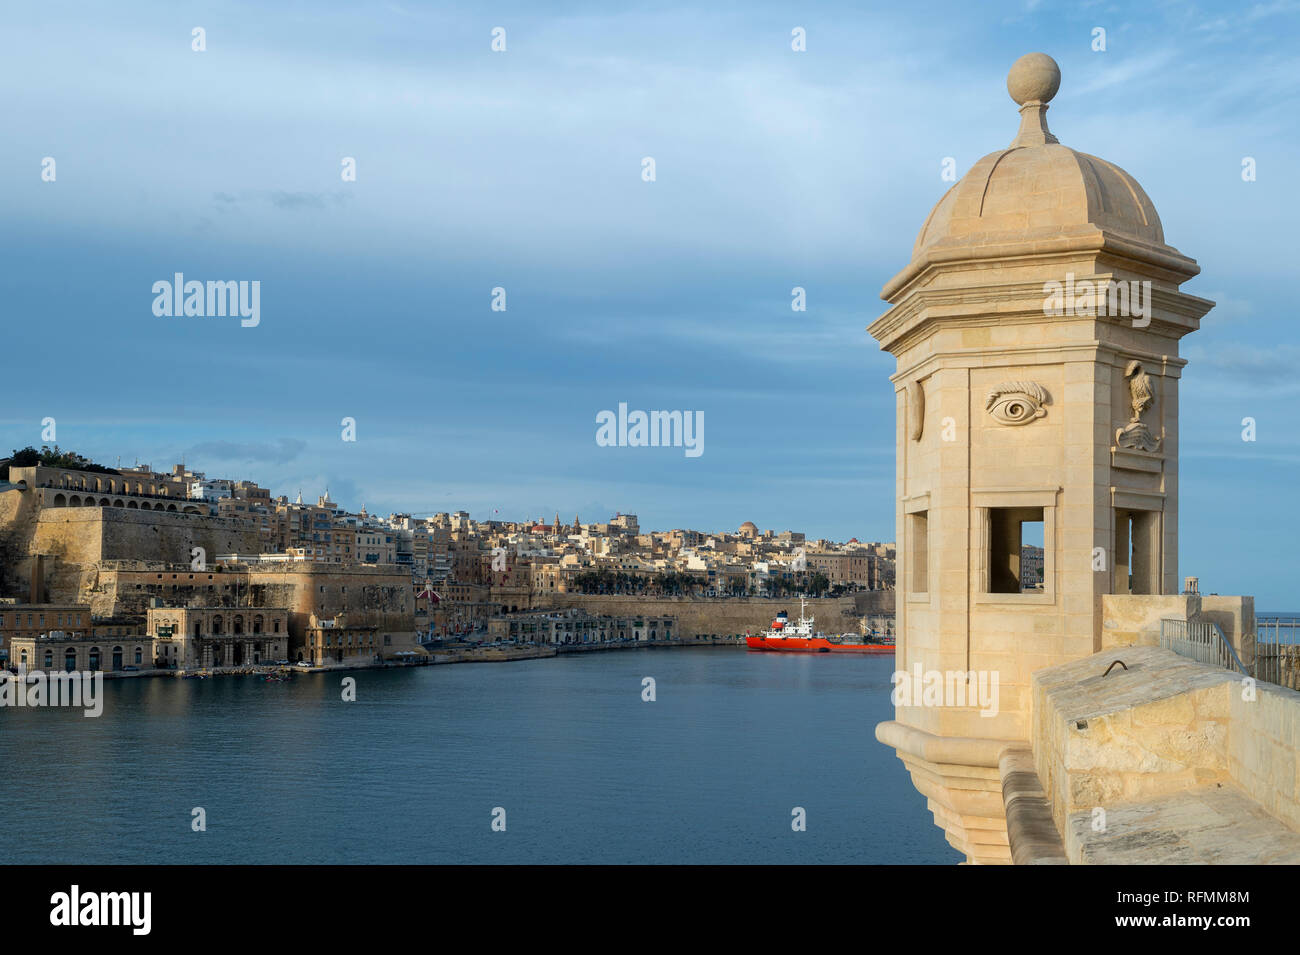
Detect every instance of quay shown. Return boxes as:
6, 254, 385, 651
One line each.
424, 634, 746, 666
10, 634, 752, 681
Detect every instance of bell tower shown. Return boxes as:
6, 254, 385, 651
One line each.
870, 54, 1214, 862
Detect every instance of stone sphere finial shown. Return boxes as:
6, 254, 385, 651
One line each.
1007, 53, 1061, 105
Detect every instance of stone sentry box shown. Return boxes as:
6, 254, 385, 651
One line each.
870, 53, 1212, 744
871, 53, 1215, 862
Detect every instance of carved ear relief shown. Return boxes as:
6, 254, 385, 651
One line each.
907, 380, 925, 441
985, 381, 1049, 426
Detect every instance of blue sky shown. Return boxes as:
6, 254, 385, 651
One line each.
2, 1, 1299, 605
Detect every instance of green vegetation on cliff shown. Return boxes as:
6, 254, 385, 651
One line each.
1, 445, 118, 480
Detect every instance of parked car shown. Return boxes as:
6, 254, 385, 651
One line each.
121, 665, 139, 672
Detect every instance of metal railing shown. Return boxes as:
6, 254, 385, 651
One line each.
1252, 617, 1300, 690
1159, 618, 1250, 677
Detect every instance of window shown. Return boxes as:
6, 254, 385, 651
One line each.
974, 489, 1058, 602
1115, 508, 1160, 595
986, 507, 1043, 593
907, 511, 929, 594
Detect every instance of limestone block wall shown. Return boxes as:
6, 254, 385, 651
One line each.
0, 486, 41, 561
31, 507, 259, 561
529, 594, 860, 639
889, 321, 1143, 741
93, 565, 261, 617
853, 590, 896, 616
0, 487, 62, 598
1101, 594, 1198, 647
875, 720, 1016, 864
1101, 593, 1255, 662
100, 509, 261, 563
16, 509, 263, 605
1030, 647, 1300, 861
1228, 680, 1300, 832
246, 564, 418, 657
1201, 595, 1256, 667
1031, 647, 1235, 843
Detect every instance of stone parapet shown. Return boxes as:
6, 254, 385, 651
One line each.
1033, 646, 1234, 836
1033, 645, 1300, 863
1102, 593, 1254, 663
999, 746, 1068, 864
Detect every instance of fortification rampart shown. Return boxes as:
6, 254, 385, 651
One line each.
9, 508, 262, 606
529, 593, 865, 637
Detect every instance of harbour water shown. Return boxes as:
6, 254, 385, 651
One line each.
0, 648, 959, 864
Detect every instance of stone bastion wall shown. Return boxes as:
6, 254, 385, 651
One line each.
1, 501, 262, 605
528, 592, 892, 638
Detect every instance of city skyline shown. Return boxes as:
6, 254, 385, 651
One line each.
4, 443, 887, 544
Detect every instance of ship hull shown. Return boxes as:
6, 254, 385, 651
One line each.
745, 635, 894, 654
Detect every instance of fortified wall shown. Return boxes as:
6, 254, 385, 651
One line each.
0, 503, 261, 605
244, 563, 416, 642
530, 592, 889, 638
0, 476, 420, 661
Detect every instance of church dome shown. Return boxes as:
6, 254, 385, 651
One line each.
895, 53, 1183, 291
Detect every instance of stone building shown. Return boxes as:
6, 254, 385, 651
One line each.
487, 608, 676, 645
146, 606, 290, 668
303, 612, 384, 666
0, 601, 94, 664
6, 463, 199, 512
869, 55, 1286, 864
10, 632, 156, 673
2, 599, 162, 671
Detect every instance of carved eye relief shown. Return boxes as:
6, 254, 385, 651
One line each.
985, 381, 1048, 426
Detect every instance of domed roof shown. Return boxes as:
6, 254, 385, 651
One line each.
901, 53, 1172, 278
913, 145, 1164, 259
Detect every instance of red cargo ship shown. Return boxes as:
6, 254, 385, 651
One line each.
746, 598, 894, 654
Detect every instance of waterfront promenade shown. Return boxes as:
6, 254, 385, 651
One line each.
17, 632, 752, 680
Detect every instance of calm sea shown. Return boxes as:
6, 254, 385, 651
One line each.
0, 648, 958, 864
